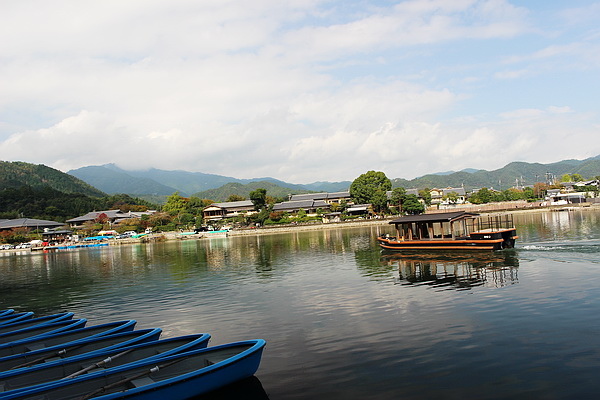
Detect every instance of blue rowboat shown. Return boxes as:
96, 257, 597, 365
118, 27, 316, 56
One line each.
0, 310, 14, 317
0, 312, 74, 337
0, 328, 162, 372
0, 334, 211, 393
0, 313, 34, 326
1, 339, 266, 400
0, 320, 135, 361
0, 319, 87, 348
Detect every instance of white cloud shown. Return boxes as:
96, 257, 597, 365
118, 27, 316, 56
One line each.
0, 1, 598, 183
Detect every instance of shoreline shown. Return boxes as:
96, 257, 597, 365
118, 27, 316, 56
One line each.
165, 203, 600, 239
1, 203, 598, 254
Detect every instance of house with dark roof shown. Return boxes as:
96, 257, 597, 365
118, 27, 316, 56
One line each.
289, 191, 351, 205
385, 189, 425, 210
66, 210, 130, 227
0, 218, 64, 232
42, 228, 73, 243
203, 200, 256, 222
345, 204, 374, 216
386, 188, 420, 198
66, 209, 157, 227
574, 180, 599, 190
272, 199, 330, 214
430, 187, 467, 208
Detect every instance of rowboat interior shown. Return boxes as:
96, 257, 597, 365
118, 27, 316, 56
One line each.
11, 343, 256, 400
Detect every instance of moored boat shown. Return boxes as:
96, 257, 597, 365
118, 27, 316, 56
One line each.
0, 320, 134, 360
0, 334, 211, 394
0, 328, 161, 372
378, 211, 518, 251
0, 313, 34, 326
0, 319, 87, 348
0, 313, 74, 338
1, 339, 266, 399
203, 229, 229, 238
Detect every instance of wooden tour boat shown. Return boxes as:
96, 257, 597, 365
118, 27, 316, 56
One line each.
378, 211, 518, 251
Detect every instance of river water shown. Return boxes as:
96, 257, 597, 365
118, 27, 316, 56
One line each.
1, 209, 600, 399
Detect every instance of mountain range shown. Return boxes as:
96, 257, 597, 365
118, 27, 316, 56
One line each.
2, 156, 598, 205
68, 164, 350, 197
67, 156, 600, 202
392, 156, 600, 190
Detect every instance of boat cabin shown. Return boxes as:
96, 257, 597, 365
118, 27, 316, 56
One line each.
389, 211, 480, 240
379, 211, 517, 251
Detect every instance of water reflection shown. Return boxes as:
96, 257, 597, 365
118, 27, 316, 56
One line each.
513, 208, 600, 243
194, 376, 270, 400
381, 251, 520, 290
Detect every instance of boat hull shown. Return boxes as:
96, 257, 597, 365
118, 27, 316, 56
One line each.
0, 313, 74, 338
0, 313, 34, 326
0, 322, 148, 371
2, 340, 266, 400
0, 334, 210, 394
0, 319, 87, 349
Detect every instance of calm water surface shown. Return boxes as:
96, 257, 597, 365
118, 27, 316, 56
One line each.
1, 209, 600, 399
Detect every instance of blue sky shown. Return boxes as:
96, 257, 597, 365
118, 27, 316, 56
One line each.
1, 0, 599, 183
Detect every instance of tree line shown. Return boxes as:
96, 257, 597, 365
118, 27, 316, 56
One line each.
0, 185, 154, 221
2, 170, 598, 237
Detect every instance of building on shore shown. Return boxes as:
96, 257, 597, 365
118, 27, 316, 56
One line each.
203, 200, 256, 222
0, 218, 64, 232
66, 210, 156, 228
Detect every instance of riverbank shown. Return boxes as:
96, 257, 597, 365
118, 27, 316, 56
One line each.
226, 202, 600, 237
1, 203, 598, 255
163, 202, 600, 239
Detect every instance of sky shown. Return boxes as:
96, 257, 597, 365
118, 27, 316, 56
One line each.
1, 0, 599, 184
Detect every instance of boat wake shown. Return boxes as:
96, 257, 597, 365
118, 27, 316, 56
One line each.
519, 241, 600, 255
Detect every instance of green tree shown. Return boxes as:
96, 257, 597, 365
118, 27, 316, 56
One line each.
148, 212, 172, 227
390, 187, 407, 213
443, 191, 459, 204
296, 208, 307, 220
503, 188, 525, 201
571, 173, 584, 182
402, 194, 424, 215
523, 187, 536, 200
186, 196, 205, 214
178, 212, 194, 227
560, 174, 573, 182
162, 192, 188, 216
349, 171, 392, 212
418, 188, 432, 206
469, 187, 493, 204
249, 188, 267, 211
227, 194, 246, 202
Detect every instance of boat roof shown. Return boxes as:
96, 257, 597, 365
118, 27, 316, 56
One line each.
389, 211, 480, 225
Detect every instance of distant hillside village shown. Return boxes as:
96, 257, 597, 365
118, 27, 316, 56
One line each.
2, 178, 599, 248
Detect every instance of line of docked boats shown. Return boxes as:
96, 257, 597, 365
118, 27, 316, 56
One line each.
0, 309, 266, 399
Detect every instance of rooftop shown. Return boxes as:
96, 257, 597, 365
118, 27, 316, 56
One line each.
389, 211, 480, 225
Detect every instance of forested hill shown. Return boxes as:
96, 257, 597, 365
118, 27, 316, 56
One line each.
68, 164, 346, 196
0, 161, 106, 197
193, 181, 313, 202
392, 156, 600, 190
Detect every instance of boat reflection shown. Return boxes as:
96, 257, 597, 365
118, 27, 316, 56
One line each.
381, 251, 519, 290
191, 376, 270, 400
